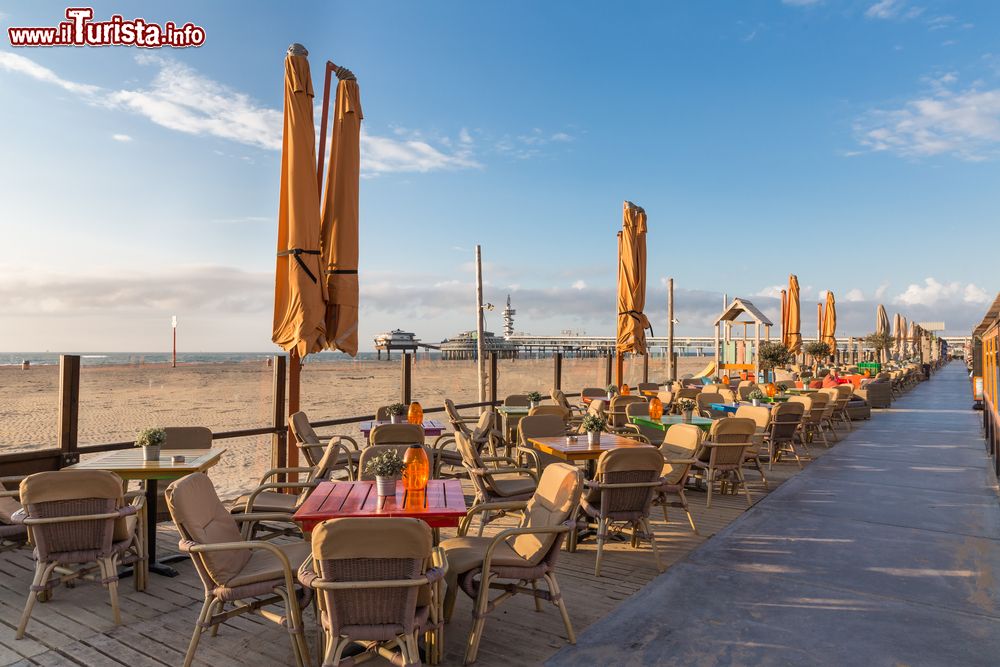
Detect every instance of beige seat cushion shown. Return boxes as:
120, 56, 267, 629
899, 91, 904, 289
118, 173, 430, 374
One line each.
226, 541, 311, 588
440, 535, 531, 592
232, 491, 298, 514
490, 476, 536, 498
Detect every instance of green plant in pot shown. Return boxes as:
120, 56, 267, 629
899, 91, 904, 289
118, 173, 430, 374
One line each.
747, 388, 767, 407
386, 402, 406, 424
581, 414, 606, 445
865, 331, 893, 364
757, 341, 792, 382
526, 391, 543, 409
606, 384, 618, 400
365, 449, 407, 496
136, 427, 166, 462
677, 398, 696, 422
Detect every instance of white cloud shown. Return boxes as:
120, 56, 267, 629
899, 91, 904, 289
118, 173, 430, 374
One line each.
0, 51, 482, 175
111, 133, 133, 142
844, 288, 865, 302
754, 285, 784, 298
855, 74, 1000, 160
571, 280, 587, 290
894, 277, 992, 306
874, 283, 890, 299
865, 0, 923, 20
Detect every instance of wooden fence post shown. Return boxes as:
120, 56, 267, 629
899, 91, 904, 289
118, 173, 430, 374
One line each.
489, 351, 498, 405
58, 355, 80, 467
401, 353, 412, 405
271, 355, 287, 478
553, 352, 562, 391
605, 351, 613, 387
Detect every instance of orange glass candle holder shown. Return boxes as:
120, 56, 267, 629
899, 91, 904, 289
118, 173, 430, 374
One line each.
402, 444, 429, 491
648, 396, 664, 421
407, 401, 423, 425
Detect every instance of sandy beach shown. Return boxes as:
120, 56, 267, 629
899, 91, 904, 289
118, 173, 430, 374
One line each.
0, 355, 709, 499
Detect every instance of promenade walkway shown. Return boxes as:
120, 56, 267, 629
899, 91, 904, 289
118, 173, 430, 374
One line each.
548, 362, 1000, 666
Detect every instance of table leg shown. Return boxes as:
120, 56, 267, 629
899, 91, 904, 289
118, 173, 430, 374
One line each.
145, 479, 181, 577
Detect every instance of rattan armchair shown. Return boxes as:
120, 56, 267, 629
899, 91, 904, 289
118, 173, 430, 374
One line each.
579, 448, 665, 576
166, 473, 311, 667
455, 431, 538, 535
298, 517, 447, 666
0, 475, 27, 551
655, 424, 701, 534
14, 470, 146, 639
692, 418, 758, 508
440, 463, 583, 664
289, 411, 361, 478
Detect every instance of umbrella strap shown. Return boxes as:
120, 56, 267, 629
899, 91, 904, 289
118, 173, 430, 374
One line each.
277, 248, 321, 283
619, 310, 654, 337
325, 269, 358, 275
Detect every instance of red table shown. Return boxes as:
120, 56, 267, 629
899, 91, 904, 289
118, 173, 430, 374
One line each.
359, 419, 446, 439
293, 479, 467, 532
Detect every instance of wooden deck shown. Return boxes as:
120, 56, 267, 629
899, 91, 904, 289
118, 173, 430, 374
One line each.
0, 427, 851, 666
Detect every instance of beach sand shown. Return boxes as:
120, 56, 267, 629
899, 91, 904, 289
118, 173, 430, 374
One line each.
0, 355, 710, 499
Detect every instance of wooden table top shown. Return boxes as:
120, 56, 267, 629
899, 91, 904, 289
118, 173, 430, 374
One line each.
359, 419, 445, 436
293, 479, 468, 531
630, 415, 715, 432
68, 448, 224, 481
528, 433, 653, 461
497, 405, 531, 414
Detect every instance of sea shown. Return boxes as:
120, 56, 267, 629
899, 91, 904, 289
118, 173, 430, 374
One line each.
0, 351, 430, 367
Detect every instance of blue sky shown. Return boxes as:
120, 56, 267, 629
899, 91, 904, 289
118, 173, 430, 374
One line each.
0, 0, 997, 352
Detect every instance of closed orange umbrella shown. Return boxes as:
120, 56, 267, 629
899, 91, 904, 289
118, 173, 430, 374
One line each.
893, 313, 904, 360
320, 67, 362, 356
821, 291, 836, 356
876, 304, 890, 363
785, 274, 802, 355
616, 201, 651, 360
272, 44, 326, 357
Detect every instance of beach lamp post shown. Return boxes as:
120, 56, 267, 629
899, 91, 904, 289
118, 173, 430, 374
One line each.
171, 316, 177, 368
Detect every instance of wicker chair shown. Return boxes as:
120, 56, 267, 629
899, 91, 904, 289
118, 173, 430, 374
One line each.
607, 395, 647, 433
440, 463, 584, 664
692, 418, 757, 508
624, 401, 665, 445
579, 447, 664, 576
764, 401, 807, 470
231, 440, 348, 539
517, 414, 573, 473
816, 390, 841, 443
166, 473, 311, 667
529, 404, 571, 421
503, 394, 531, 407
637, 382, 659, 395
0, 475, 27, 551
298, 517, 447, 666
288, 411, 360, 478
830, 384, 854, 431
15, 470, 145, 639
370, 423, 425, 447
551, 389, 585, 419
655, 424, 701, 534
358, 444, 434, 481
455, 431, 538, 535
733, 405, 770, 489
580, 387, 610, 410
435, 407, 503, 477
696, 392, 726, 419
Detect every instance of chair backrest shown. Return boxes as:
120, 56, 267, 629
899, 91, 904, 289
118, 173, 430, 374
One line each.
551, 389, 572, 411
20, 470, 126, 561
587, 447, 663, 513
805, 392, 830, 420
660, 424, 703, 485
736, 385, 756, 401
289, 411, 324, 466
165, 472, 247, 588
370, 423, 424, 446
509, 463, 582, 566
309, 517, 432, 637
375, 405, 394, 421
163, 426, 212, 450
656, 390, 674, 408
468, 409, 498, 453
818, 388, 840, 416
504, 394, 530, 407
625, 401, 664, 445
586, 399, 607, 418
529, 404, 570, 421
719, 388, 737, 403
734, 405, 770, 430
701, 383, 721, 394
358, 444, 432, 481
787, 395, 813, 413
609, 395, 646, 427
675, 387, 701, 401
637, 382, 659, 394
696, 392, 724, 416
581, 387, 609, 400
769, 401, 805, 441
443, 399, 472, 438
518, 414, 568, 469
706, 417, 756, 466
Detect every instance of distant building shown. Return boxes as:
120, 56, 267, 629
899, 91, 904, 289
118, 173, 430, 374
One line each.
502, 294, 516, 339
373, 329, 420, 359
440, 330, 518, 360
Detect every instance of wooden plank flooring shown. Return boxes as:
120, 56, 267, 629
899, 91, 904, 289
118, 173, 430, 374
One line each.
0, 424, 856, 666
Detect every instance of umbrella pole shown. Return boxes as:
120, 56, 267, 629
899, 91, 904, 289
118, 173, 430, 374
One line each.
316, 61, 334, 190
616, 351, 624, 390
287, 348, 301, 476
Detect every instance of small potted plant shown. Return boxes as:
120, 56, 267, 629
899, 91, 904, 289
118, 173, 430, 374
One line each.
526, 391, 543, 409
776, 382, 789, 394
364, 449, 407, 496
677, 398, 696, 423
581, 413, 606, 446
136, 427, 166, 462
386, 402, 406, 424
747, 388, 766, 407
606, 384, 618, 401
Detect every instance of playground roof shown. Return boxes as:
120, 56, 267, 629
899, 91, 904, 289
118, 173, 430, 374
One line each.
714, 298, 774, 327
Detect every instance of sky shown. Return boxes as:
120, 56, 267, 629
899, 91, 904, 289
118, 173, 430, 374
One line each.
0, 0, 997, 353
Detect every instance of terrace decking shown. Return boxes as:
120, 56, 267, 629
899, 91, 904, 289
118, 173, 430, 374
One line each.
0, 370, 974, 666
548, 362, 1000, 666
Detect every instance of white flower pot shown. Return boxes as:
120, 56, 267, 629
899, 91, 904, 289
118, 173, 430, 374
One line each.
587, 430, 601, 446
529, 401, 538, 409
376, 476, 398, 496
607, 393, 614, 401
142, 445, 160, 461
682, 411, 693, 423
390, 414, 402, 424
752, 399, 760, 407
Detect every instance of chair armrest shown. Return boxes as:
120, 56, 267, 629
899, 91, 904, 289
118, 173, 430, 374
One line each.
702, 441, 752, 448
583, 479, 663, 490
514, 446, 542, 472
663, 457, 698, 465
232, 512, 295, 523
241, 482, 316, 513
257, 467, 315, 485
16, 503, 135, 526
481, 455, 518, 466
183, 539, 299, 592
482, 524, 571, 572
458, 500, 529, 536
325, 434, 360, 451
431, 434, 455, 450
